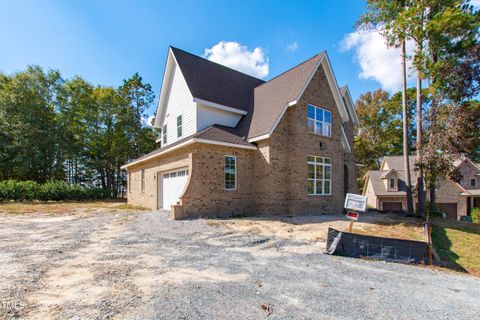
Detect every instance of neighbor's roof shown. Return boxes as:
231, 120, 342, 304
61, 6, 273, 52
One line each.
381, 156, 417, 170
237, 53, 325, 139
121, 125, 256, 169
171, 47, 264, 113
366, 169, 414, 196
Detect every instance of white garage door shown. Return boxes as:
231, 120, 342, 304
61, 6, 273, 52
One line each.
161, 169, 189, 209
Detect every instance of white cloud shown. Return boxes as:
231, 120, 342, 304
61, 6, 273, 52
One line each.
141, 115, 155, 127
286, 41, 299, 52
341, 29, 415, 92
204, 41, 269, 78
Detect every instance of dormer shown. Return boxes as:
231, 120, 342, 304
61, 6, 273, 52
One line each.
381, 169, 399, 192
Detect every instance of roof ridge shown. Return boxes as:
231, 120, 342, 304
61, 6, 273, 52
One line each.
254, 52, 324, 89
170, 46, 266, 83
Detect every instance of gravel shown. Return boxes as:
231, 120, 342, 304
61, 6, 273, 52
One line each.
0, 209, 479, 319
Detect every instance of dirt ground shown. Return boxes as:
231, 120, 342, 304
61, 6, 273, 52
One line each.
1, 202, 479, 319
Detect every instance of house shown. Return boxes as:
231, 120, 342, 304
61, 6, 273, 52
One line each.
121, 47, 359, 219
363, 156, 480, 219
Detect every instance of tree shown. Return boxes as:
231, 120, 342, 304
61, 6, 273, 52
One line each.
0, 67, 157, 197
359, 0, 415, 213
354, 89, 422, 190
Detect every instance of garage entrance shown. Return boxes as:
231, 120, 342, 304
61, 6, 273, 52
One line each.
158, 168, 189, 209
382, 202, 403, 212
436, 203, 458, 220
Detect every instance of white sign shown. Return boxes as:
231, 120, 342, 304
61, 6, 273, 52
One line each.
344, 193, 368, 212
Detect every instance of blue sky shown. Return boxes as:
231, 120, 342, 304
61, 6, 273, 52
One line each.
0, 0, 451, 116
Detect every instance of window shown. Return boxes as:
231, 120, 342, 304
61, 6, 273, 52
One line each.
162, 124, 167, 145
141, 169, 145, 193
224, 155, 236, 190
128, 173, 132, 193
177, 115, 182, 138
308, 156, 332, 195
307, 104, 331, 137
472, 178, 477, 187
390, 178, 396, 189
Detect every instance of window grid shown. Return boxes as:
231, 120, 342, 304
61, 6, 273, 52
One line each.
307, 104, 332, 137
471, 178, 477, 187
162, 124, 167, 145
308, 156, 332, 195
390, 178, 395, 189
224, 155, 236, 190
177, 115, 183, 138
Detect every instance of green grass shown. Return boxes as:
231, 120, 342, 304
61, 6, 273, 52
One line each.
431, 218, 480, 276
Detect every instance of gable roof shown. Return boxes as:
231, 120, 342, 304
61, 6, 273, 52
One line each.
381, 156, 417, 170
380, 169, 399, 179
236, 52, 351, 141
236, 53, 324, 140
121, 124, 256, 169
170, 47, 264, 113
151, 46, 355, 156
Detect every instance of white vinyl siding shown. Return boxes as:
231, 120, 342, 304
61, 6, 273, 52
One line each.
308, 156, 332, 195
197, 104, 243, 131
161, 63, 196, 146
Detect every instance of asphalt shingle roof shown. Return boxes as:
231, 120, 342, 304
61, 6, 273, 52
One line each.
237, 53, 324, 139
171, 47, 264, 113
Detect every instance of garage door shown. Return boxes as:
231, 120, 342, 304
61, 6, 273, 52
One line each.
382, 202, 403, 212
161, 169, 189, 209
436, 203, 458, 220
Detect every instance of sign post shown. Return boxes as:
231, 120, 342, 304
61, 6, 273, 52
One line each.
344, 193, 368, 233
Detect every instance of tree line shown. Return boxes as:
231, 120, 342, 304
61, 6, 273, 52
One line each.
0, 66, 157, 198
355, 0, 480, 218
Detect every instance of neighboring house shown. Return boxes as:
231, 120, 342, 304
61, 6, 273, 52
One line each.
363, 156, 480, 219
121, 47, 359, 219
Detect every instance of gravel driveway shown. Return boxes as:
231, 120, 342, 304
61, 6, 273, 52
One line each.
1, 208, 479, 319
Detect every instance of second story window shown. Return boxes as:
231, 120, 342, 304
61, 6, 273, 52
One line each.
162, 124, 167, 145
307, 104, 331, 137
390, 178, 396, 189
177, 115, 182, 138
471, 178, 477, 187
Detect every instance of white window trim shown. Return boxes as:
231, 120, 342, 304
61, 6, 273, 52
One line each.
307, 104, 332, 138
224, 155, 237, 191
308, 156, 332, 196
141, 169, 145, 193
176, 114, 183, 138
162, 124, 167, 145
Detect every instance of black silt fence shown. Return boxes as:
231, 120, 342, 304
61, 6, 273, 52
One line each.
325, 228, 428, 264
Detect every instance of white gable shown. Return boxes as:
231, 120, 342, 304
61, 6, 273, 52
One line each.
154, 50, 196, 145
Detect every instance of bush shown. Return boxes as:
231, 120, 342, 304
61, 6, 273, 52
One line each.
0, 180, 110, 202
472, 208, 480, 224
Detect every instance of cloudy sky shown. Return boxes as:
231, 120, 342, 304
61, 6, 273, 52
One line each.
1, 0, 479, 117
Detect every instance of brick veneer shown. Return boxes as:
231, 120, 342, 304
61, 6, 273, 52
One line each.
126, 66, 359, 219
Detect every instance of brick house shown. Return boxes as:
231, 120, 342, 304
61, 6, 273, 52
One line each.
363, 156, 480, 219
122, 47, 359, 219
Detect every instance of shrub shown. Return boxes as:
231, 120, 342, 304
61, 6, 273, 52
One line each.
472, 208, 480, 224
0, 180, 110, 202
